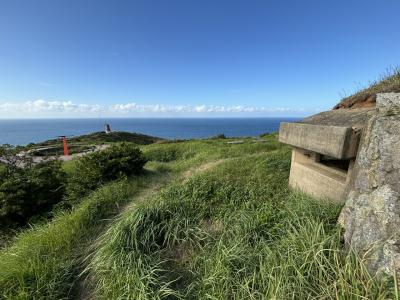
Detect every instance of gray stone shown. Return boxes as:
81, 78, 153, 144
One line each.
339, 93, 400, 278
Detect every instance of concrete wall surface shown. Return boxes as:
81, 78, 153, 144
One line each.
289, 148, 347, 203
279, 122, 359, 159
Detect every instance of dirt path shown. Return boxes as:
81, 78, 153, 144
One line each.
75, 158, 230, 299
182, 158, 229, 181
74, 173, 172, 300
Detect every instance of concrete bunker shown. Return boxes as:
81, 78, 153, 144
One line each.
278, 107, 374, 202
281, 92, 400, 280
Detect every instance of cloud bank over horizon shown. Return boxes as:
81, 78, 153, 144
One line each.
0, 99, 323, 118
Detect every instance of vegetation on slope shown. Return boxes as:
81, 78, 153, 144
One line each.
334, 67, 400, 109
0, 179, 147, 299
25, 131, 163, 156
65, 142, 147, 206
0, 143, 147, 227
0, 145, 66, 225
0, 135, 396, 299
89, 143, 396, 299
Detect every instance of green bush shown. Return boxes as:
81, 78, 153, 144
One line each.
0, 180, 137, 299
0, 160, 66, 225
210, 133, 226, 139
66, 143, 147, 203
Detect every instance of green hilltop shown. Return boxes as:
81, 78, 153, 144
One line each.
0, 133, 396, 299
25, 131, 164, 156
2, 67, 400, 297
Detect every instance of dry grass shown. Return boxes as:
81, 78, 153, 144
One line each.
335, 67, 400, 109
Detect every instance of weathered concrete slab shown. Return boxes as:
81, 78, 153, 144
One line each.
279, 122, 360, 159
290, 161, 346, 202
302, 107, 374, 129
288, 148, 347, 202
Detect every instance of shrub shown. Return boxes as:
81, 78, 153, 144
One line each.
0, 179, 136, 299
0, 159, 66, 225
210, 133, 226, 139
66, 143, 147, 203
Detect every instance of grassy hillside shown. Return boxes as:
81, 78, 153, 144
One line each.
25, 131, 163, 156
0, 135, 396, 299
334, 68, 400, 109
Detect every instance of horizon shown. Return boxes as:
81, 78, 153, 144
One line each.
1, 117, 301, 146
0, 116, 305, 120
1, 0, 400, 118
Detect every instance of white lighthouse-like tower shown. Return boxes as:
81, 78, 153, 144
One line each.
105, 123, 112, 134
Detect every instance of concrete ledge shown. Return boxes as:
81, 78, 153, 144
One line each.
289, 161, 346, 203
279, 122, 359, 159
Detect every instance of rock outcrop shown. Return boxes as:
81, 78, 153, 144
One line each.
339, 93, 400, 277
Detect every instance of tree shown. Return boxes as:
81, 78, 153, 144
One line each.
66, 142, 147, 204
0, 145, 66, 225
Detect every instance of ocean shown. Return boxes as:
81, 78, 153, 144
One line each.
0, 118, 301, 145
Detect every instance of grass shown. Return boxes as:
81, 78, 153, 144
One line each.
22, 131, 164, 156
336, 67, 400, 108
26, 131, 163, 149
354, 67, 400, 95
61, 159, 77, 174
0, 171, 172, 299
87, 148, 396, 299
0, 135, 396, 299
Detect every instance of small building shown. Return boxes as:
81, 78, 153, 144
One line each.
279, 107, 374, 202
105, 123, 112, 134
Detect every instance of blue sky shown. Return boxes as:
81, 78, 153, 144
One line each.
0, 0, 399, 118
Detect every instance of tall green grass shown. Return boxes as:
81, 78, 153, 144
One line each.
142, 134, 282, 174
87, 149, 396, 299
0, 174, 162, 299
1, 136, 396, 299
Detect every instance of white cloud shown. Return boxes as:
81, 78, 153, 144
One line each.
194, 105, 206, 113
0, 100, 102, 114
0, 99, 321, 117
109, 102, 316, 114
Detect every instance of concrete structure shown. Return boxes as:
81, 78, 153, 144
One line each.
279, 107, 374, 202
338, 93, 400, 278
282, 93, 400, 279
